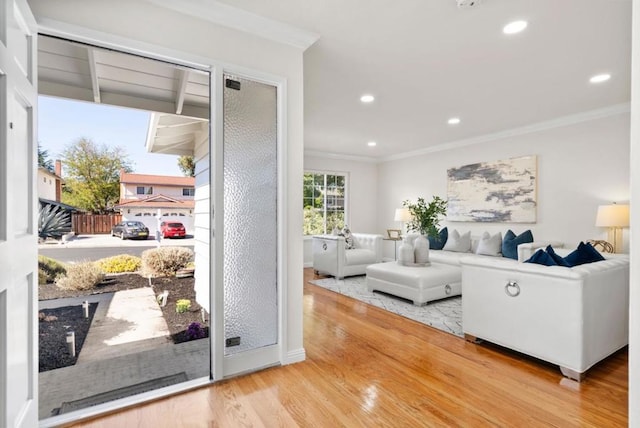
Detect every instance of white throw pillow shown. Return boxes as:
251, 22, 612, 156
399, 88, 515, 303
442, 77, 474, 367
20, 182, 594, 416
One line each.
475, 231, 503, 256
442, 229, 471, 253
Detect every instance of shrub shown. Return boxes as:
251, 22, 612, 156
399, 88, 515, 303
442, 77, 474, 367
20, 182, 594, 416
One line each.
96, 254, 142, 273
56, 261, 105, 291
141, 247, 194, 277
186, 322, 206, 340
176, 299, 191, 313
38, 203, 72, 239
38, 255, 67, 284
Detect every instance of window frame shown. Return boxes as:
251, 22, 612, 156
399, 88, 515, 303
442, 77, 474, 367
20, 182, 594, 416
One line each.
303, 170, 349, 236
136, 186, 153, 195
182, 188, 195, 196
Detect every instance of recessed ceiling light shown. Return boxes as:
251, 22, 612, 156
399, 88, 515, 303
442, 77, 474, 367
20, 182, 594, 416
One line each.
367, 141, 377, 147
503, 20, 528, 35
448, 117, 461, 125
360, 94, 375, 103
589, 73, 611, 84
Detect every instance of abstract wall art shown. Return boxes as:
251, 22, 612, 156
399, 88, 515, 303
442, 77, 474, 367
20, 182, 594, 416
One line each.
446, 155, 537, 223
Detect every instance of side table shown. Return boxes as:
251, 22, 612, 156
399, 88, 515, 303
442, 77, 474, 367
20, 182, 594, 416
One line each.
383, 237, 402, 260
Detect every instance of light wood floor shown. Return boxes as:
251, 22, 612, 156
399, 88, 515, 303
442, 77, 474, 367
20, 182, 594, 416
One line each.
70, 268, 628, 427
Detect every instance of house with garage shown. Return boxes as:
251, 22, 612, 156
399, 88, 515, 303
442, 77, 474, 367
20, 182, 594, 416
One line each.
114, 170, 195, 236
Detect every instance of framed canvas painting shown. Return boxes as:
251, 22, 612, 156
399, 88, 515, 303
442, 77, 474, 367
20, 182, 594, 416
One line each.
447, 155, 537, 223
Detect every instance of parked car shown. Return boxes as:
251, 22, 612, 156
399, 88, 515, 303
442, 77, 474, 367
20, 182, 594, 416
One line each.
111, 221, 149, 240
160, 221, 186, 239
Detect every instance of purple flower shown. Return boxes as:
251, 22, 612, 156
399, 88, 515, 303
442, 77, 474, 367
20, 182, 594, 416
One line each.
186, 322, 206, 340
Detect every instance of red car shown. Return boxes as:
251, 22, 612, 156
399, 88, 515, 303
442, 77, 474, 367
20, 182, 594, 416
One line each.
160, 221, 186, 238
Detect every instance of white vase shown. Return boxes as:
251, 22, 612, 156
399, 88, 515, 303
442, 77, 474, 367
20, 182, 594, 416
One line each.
397, 238, 415, 265
414, 234, 430, 264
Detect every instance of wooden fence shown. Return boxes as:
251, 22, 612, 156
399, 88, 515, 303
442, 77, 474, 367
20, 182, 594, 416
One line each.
72, 214, 122, 235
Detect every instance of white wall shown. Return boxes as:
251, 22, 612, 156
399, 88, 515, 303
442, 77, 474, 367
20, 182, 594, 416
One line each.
377, 113, 630, 254
30, 0, 306, 365
303, 154, 378, 266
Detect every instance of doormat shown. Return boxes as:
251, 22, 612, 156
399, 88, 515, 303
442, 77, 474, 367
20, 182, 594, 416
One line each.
55, 372, 188, 415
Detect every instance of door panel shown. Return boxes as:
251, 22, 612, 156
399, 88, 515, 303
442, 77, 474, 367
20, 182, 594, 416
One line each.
222, 74, 280, 375
0, 0, 38, 426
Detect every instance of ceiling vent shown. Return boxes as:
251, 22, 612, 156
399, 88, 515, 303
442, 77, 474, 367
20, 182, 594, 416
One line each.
457, 0, 482, 9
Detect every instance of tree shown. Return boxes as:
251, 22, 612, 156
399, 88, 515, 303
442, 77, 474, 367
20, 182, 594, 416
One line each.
61, 138, 133, 213
38, 144, 54, 172
177, 155, 195, 177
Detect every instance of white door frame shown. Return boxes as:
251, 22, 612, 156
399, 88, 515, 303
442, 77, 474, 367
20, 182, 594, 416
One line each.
34, 19, 287, 425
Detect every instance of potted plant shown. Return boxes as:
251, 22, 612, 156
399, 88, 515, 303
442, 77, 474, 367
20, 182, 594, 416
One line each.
402, 196, 447, 237
401, 196, 447, 264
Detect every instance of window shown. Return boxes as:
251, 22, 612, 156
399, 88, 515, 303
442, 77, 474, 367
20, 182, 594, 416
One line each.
182, 188, 195, 196
303, 172, 346, 235
136, 186, 153, 195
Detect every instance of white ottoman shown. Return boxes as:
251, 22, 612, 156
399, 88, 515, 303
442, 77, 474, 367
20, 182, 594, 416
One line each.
366, 262, 462, 305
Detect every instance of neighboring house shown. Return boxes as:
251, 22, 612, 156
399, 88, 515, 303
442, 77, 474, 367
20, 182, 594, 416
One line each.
37, 160, 63, 202
114, 170, 195, 236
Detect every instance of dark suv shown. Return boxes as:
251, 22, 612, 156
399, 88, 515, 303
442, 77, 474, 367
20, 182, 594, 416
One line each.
111, 221, 149, 240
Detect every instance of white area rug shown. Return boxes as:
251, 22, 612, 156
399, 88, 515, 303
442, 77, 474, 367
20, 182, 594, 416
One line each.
309, 275, 463, 337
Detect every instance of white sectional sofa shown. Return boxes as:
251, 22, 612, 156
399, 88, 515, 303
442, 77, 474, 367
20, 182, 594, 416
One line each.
373, 233, 628, 380
460, 252, 629, 381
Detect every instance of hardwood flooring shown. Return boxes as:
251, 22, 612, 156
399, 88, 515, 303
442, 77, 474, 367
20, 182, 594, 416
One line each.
69, 268, 628, 427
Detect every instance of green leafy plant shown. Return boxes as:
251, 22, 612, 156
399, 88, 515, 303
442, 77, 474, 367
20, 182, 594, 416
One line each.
141, 247, 194, 277
55, 261, 104, 291
176, 299, 191, 313
38, 255, 67, 284
96, 254, 142, 273
38, 203, 72, 239
403, 196, 447, 237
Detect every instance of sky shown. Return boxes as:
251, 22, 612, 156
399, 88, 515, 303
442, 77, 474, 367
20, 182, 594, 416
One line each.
38, 96, 183, 176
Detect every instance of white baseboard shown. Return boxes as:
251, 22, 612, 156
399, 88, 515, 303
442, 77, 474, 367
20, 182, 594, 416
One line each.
304, 262, 313, 268
284, 347, 306, 365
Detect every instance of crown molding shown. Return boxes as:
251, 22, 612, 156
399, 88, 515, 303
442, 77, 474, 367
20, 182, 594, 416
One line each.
381, 103, 631, 163
304, 150, 378, 163
145, 0, 320, 50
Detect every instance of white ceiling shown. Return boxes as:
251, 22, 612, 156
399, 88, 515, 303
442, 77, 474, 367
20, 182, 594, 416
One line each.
215, 0, 632, 160
37, 0, 632, 161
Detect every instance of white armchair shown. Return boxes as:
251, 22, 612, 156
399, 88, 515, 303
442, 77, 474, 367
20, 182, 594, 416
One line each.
313, 233, 383, 279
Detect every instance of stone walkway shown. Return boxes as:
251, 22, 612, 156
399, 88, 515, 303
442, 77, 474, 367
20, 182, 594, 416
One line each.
38, 288, 209, 420
78, 287, 171, 363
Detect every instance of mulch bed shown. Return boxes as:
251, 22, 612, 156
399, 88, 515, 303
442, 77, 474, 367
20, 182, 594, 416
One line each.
39, 304, 97, 372
38, 273, 209, 371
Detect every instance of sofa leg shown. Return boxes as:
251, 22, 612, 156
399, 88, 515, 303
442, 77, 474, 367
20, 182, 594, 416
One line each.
464, 334, 483, 344
560, 366, 585, 382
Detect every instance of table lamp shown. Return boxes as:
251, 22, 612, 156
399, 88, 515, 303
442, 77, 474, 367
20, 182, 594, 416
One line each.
595, 203, 629, 253
394, 208, 413, 236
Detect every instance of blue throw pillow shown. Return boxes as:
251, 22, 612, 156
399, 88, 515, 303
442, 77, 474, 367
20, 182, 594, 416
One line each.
564, 242, 605, 267
525, 249, 557, 266
546, 245, 571, 267
428, 227, 448, 250
501, 229, 534, 260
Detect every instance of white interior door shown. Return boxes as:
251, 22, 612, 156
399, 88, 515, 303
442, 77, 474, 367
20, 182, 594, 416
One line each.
0, 0, 38, 426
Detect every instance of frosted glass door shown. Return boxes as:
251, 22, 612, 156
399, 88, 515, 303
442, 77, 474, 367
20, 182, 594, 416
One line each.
223, 75, 277, 356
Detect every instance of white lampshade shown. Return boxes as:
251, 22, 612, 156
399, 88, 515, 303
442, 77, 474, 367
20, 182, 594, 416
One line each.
394, 208, 413, 222
595, 204, 630, 228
